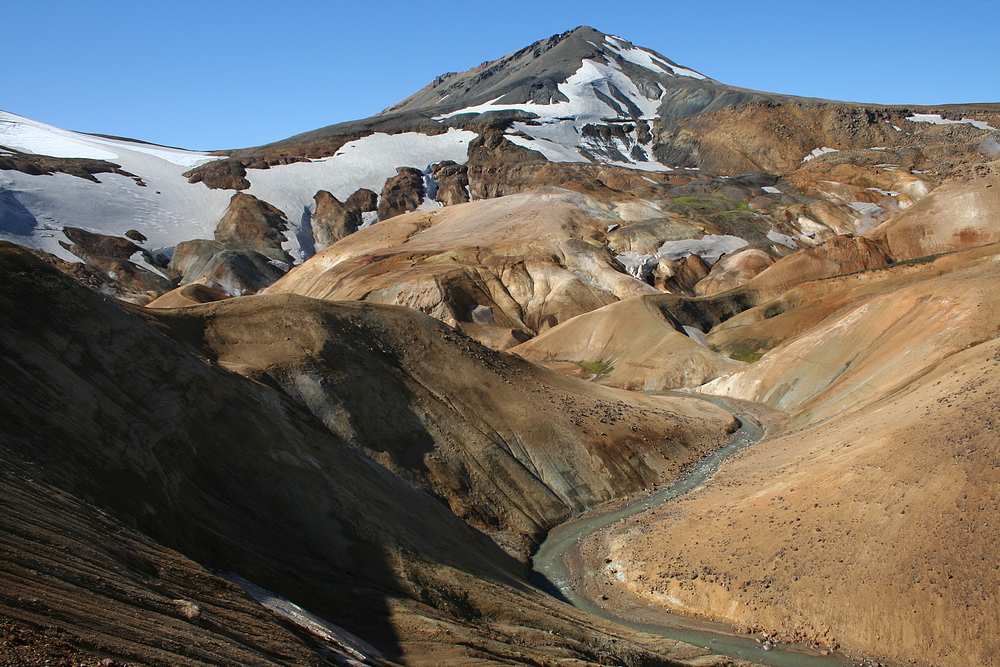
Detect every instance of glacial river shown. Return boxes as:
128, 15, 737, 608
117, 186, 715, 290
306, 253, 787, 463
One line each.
530, 393, 862, 667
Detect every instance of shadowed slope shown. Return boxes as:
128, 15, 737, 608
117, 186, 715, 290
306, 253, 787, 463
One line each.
148, 291, 733, 559
0, 242, 738, 667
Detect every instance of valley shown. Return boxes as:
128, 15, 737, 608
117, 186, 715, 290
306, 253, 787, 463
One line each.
2, 24, 999, 667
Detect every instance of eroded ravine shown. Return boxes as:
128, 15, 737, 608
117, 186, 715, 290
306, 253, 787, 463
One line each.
530, 393, 860, 667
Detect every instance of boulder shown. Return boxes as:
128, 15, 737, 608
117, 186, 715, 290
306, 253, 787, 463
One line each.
57, 241, 174, 302
62, 227, 145, 261
183, 158, 250, 190
214, 193, 291, 263
466, 128, 546, 167
653, 253, 711, 295
312, 190, 361, 248
430, 160, 470, 206
124, 229, 148, 244
58, 228, 174, 302
346, 187, 378, 212
169, 239, 287, 297
377, 166, 425, 221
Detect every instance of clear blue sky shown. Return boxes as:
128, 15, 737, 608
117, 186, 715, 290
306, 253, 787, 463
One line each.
4, 0, 998, 151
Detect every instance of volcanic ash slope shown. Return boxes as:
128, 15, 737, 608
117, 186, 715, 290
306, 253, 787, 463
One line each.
265, 188, 660, 343
511, 293, 742, 390
0, 241, 738, 667
583, 242, 1000, 667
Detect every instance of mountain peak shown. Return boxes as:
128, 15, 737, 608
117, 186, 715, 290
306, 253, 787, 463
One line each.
380, 27, 712, 119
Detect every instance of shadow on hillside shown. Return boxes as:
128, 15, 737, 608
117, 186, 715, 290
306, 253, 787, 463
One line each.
0, 244, 522, 665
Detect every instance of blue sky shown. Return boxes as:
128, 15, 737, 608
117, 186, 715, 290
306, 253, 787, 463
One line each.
4, 0, 998, 150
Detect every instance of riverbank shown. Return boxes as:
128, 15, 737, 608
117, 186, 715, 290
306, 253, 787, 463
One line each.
532, 393, 865, 667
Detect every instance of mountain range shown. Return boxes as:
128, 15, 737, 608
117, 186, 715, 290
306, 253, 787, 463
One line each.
2, 25, 1000, 667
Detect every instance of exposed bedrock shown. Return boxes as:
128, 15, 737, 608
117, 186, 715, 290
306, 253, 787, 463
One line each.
214, 192, 292, 263
429, 160, 470, 206
378, 166, 426, 221
168, 239, 286, 297
312, 189, 362, 247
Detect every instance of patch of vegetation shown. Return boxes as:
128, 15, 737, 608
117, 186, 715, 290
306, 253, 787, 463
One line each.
726, 338, 781, 364
722, 199, 752, 211
574, 359, 615, 379
673, 196, 718, 210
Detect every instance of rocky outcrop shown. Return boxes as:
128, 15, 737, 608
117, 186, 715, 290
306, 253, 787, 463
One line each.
466, 128, 547, 167
0, 147, 144, 184
430, 160, 470, 205
214, 192, 291, 264
183, 158, 251, 190
57, 227, 174, 303
311, 190, 361, 247
62, 226, 147, 261
124, 229, 147, 244
654, 253, 711, 295
377, 166, 425, 221
168, 239, 286, 297
346, 187, 378, 212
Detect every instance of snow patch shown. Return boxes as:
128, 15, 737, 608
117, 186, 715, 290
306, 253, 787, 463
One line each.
604, 36, 707, 79
617, 235, 748, 281
761, 186, 782, 194
867, 187, 900, 196
657, 235, 748, 264
802, 147, 839, 162
244, 130, 476, 261
435, 58, 663, 122
506, 133, 587, 162
0, 110, 219, 167
849, 201, 884, 233
766, 230, 798, 248
219, 573, 384, 664
849, 201, 884, 216
906, 114, 998, 131
682, 326, 709, 347
0, 112, 120, 160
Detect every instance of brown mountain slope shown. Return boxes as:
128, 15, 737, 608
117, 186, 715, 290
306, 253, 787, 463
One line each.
147, 292, 733, 559
0, 242, 738, 667
702, 242, 1000, 426
572, 241, 1000, 667
587, 335, 1000, 667
511, 294, 742, 390
265, 188, 660, 343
